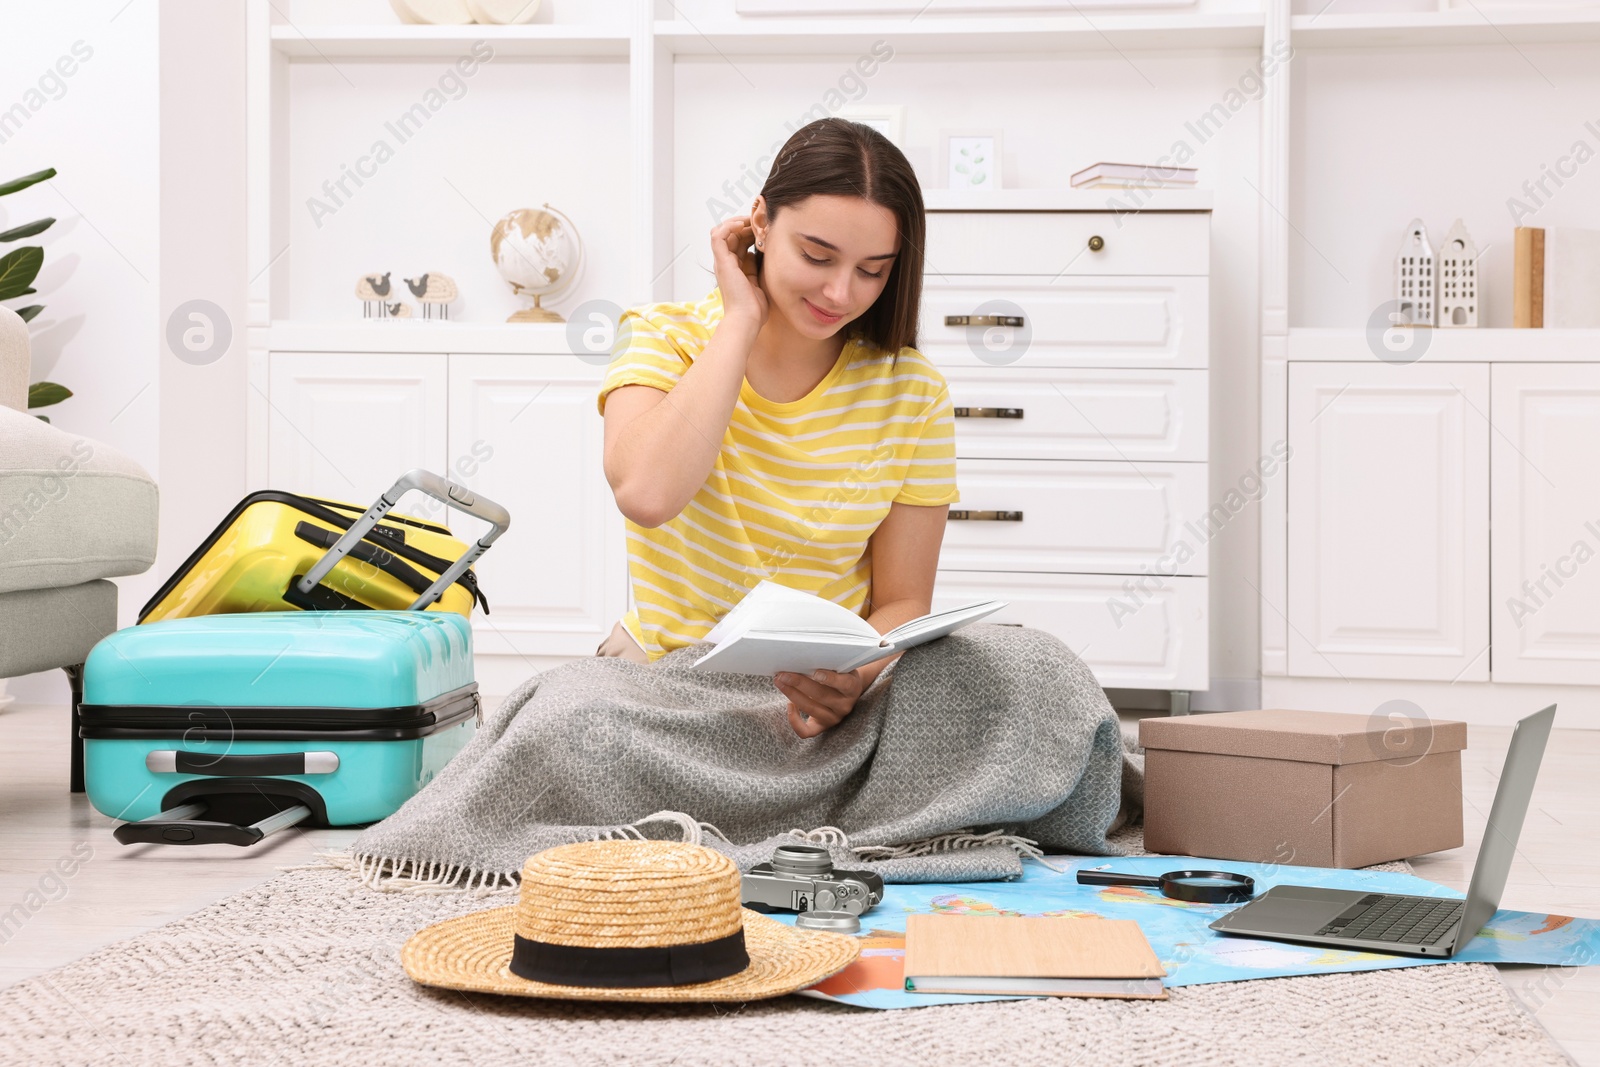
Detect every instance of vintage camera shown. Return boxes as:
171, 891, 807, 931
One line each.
741, 844, 884, 917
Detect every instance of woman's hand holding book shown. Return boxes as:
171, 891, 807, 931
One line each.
775, 667, 866, 738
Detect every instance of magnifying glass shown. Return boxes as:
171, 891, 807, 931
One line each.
1076, 868, 1256, 904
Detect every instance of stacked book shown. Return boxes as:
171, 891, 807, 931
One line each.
1070, 161, 1199, 190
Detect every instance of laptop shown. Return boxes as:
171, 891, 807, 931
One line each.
1209, 704, 1555, 958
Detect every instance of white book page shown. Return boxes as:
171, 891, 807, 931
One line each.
692, 583, 1009, 675
825, 600, 1009, 674
703, 580, 877, 644
882, 600, 1008, 645
690, 632, 877, 676
905, 976, 1166, 997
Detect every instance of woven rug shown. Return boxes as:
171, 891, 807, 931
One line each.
0, 837, 1571, 1066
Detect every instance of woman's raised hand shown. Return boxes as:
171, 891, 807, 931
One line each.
711, 215, 769, 334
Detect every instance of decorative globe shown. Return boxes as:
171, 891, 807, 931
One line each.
490, 204, 583, 323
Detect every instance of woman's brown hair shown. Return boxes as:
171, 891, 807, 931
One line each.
754, 117, 925, 355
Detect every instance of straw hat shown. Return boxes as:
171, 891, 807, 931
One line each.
401, 839, 861, 1002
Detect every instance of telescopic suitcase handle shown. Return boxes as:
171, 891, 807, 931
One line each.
113, 801, 312, 847
294, 469, 511, 611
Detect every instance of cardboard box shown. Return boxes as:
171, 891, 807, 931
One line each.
1139, 709, 1467, 868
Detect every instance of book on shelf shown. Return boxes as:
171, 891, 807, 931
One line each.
1516, 225, 1600, 329
902, 914, 1168, 1000
688, 579, 1006, 677
1070, 161, 1199, 190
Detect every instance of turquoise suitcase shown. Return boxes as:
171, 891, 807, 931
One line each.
79, 470, 509, 846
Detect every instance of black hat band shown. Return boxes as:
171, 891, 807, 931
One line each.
509, 928, 750, 988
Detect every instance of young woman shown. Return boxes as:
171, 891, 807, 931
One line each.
595, 118, 958, 739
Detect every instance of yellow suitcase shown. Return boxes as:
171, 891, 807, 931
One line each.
140, 470, 509, 622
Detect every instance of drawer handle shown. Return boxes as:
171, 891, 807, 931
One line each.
945, 314, 1025, 328
948, 510, 1023, 522
952, 406, 1023, 419
1088, 235, 1105, 252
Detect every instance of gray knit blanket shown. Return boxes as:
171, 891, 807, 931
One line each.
321, 623, 1140, 891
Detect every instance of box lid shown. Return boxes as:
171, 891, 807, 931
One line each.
1138, 709, 1466, 766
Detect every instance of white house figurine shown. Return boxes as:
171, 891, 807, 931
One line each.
1436, 219, 1478, 328
1396, 219, 1435, 327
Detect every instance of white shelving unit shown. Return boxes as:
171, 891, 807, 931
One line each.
265, 320, 574, 355
1289, 9, 1600, 48
246, 0, 1246, 697
1285, 327, 1600, 363
1258, 2, 1600, 725
651, 13, 1266, 54
243, 0, 1600, 716
268, 24, 632, 57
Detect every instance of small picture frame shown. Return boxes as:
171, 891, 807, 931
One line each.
836, 104, 907, 149
940, 130, 1003, 191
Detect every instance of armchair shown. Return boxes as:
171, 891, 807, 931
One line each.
0, 305, 159, 791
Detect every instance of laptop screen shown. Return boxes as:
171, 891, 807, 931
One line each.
1460, 705, 1556, 942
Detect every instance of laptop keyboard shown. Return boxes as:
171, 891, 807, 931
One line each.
1314, 893, 1465, 946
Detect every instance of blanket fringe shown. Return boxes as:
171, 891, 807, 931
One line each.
283, 849, 520, 897
285, 814, 1071, 894
284, 811, 727, 895
784, 825, 852, 846
592, 810, 732, 847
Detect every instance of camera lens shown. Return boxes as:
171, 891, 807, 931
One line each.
796, 910, 860, 934
771, 844, 833, 877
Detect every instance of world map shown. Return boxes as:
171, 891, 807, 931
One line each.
781, 854, 1600, 1011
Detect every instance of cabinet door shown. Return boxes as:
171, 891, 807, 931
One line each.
1491, 364, 1600, 685
1287, 363, 1488, 681
447, 354, 626, 657
267, 351, 446, 500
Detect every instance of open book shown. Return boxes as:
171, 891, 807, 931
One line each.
689, 580, 1006, 676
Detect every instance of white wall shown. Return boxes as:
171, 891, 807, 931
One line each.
1, 0, 160, 703
155, 0, 250, 643
6, 0, 252, 704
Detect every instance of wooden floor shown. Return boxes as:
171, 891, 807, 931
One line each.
0, 698, 1595, 1061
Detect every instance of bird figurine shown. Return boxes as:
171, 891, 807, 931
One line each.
403, 272, 459, 320
356, 271, 393, 318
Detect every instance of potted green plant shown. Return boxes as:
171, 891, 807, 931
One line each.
0, 167, 70, 421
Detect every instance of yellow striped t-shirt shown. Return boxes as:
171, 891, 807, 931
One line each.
596, 286, 960, 661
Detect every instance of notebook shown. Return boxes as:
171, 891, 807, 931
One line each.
689, 580, 1005, 677
902, 914, 1168, 999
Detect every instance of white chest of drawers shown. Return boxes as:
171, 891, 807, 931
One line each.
920, 196, 1212, 710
